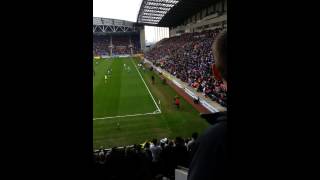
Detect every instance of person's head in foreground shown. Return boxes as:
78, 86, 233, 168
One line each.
152, 138, 158, 146
144, 142, 150, 149
213, 30, 227, 90
188, 30, 227, 180
192, 132, 199, 140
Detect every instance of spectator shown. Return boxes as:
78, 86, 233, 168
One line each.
187, 132, 198, 153
160, 142, 166, 150
150, 138, 162, 162
188, 30, 227, 180
98, 147, 105, 165
161, 140, 176, 178
94, 136, 196, 179
145, 28, 227, 107
144, 142, 153, 162
134, 144, 152, 180
150, 138, 162, 176
174, 137, 188, 167
158, 142, 166, 175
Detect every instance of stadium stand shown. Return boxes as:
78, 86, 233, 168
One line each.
145, 28, 227, 107
93, 17, 142, 56
93, 136, 196, 180
93, 35, 110, 56
93, 34, 140, 56
93, 0, 227, 179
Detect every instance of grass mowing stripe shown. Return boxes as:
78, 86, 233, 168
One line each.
130, 58, 161, 112
117, 58, 155, 115
93, 59, 123, 117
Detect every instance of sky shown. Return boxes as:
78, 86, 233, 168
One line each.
93, 0, 169, 43
93, 0, 143, 22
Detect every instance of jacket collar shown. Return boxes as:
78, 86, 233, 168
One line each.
200, 111, 227, 125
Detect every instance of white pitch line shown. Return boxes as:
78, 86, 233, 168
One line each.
131, 59, 161, 113
93, 111, 161, 120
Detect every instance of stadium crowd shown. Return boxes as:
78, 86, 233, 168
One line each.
93, 35, 140, 56
145, 28, 227, 107
93, 35, 110, 56
94, 134, 198, 180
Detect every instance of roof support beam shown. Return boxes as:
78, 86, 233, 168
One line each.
137, 0, 180, 24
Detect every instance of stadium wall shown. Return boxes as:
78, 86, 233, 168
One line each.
170, 13, 227, 36
169, 0, 227, 37
175, 167, 188, 180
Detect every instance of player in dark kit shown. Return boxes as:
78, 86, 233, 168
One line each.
151, 75, 155, 84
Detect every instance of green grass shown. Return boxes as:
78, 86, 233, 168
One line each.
93, 57, 209, 149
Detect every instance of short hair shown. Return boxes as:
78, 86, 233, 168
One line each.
134, 144, 141, 151
175, 137, 184, 145
152, 138, 158, 145
145, 142, 150, 148
192, 132, 199, 139
213, 30, 227, 81
160, 142, 165, 147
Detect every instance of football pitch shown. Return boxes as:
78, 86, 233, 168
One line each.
93, 57, 209, 149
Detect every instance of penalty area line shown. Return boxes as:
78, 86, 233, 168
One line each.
93, 111, 161, 120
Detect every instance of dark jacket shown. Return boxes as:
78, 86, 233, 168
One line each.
188, 111, 227, 180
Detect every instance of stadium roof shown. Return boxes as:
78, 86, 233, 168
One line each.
137, 0, 180, 25
137, 0, 219, 27
93, 17, 141, 34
